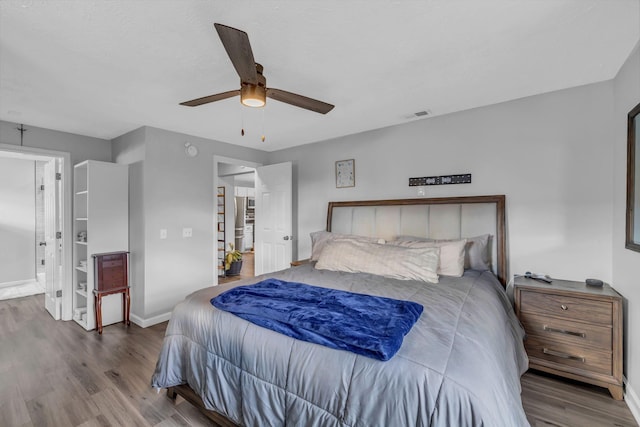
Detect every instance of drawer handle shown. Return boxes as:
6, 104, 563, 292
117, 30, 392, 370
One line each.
543, 325, 586, 338
560, 304, 568, 310
542, 348, 585, 363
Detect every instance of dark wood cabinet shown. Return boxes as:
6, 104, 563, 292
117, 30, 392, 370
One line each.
92, 251, 130, 334
94, 252, 128, 291
514, 277, 623, 400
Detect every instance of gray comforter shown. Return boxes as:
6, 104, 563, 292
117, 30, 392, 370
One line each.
151, 264, 529, 426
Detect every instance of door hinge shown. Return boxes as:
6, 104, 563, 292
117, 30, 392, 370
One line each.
56, 290, 62, 298
56, 231, 62, 239
41, 259, 45, 265
55, 172, 62, 180
40, 184, 45, 191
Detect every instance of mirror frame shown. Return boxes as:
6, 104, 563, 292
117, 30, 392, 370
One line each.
626, 101, 640, 251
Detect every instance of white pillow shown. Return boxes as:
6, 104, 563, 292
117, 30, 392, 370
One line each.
309, 230, 385, 261
315, 239, 440, 283
389, 239, 467, 277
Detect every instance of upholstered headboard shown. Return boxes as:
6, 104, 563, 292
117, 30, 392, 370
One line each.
326, 195, 507, 286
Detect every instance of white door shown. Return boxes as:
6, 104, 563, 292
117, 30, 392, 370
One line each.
43, 159, 61, 319
254, 162, 292, 275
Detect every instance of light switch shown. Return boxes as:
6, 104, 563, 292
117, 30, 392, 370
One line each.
182, 228, 193, 238
160, 229, 167, 239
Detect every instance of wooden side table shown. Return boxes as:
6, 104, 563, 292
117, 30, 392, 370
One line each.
94, 286, 130, 334
514, 276, 623, 399
92, 251, 130, 334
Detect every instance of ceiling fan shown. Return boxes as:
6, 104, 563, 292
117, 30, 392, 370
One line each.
180, 23, 334, 115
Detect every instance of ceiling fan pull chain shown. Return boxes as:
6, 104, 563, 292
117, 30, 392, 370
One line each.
241, 105, 245, 136
261, 108, 266, 142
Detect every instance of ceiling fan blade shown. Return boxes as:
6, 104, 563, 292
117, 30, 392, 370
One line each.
214, 23, 258, 85
266, 88, 334, 114
180, 90, 240, 107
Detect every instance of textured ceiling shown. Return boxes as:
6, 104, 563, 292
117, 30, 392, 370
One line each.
0, 1, 638, 152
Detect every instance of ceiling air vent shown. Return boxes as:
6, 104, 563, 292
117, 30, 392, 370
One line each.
414, 110, 430, 117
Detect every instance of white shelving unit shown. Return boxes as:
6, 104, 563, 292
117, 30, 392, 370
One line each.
217, 186, 226, 277
72, 160, 128, 331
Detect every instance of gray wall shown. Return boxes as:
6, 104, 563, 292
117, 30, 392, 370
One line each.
113, 126, 267, 321
268, 81, 615, 283
0, 157, 36, 284
612, 43, 640, 409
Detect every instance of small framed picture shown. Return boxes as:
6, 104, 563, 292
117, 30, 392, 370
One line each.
335, 159, 355, 188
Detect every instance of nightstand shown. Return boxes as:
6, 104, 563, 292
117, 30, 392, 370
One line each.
290, 259, 310, 267
514, 276, 623, 400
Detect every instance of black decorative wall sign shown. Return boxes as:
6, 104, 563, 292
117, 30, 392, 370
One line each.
409, 174, 472, 186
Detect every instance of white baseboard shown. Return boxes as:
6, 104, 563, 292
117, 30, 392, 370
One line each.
625, 377, 640, 425
0, 278, 35, 289
130, 311, 172, 328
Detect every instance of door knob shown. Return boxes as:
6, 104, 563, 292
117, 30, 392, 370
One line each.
283, 236, 293, 241
39, 242, 47, 246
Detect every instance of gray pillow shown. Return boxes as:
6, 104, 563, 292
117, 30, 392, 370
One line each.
394, 234, 491, 271
462, 234, 491, 271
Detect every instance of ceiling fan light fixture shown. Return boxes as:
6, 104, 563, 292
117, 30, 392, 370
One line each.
241, 83, 266, 108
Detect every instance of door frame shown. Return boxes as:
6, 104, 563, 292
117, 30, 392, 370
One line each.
0, 143, 72, 320
213, 155, 262, 285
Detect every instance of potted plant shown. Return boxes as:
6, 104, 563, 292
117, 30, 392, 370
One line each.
224, 243, 243, 276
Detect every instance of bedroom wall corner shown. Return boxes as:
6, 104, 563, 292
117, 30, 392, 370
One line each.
612, 41, 640, 424
112, 126, 147, 321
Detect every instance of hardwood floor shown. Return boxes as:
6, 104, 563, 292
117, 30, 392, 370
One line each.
1, 294, 637, 427
521, 370, 637, 426
0, 295, 214, 427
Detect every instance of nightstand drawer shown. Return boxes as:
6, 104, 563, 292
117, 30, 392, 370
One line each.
520, 313, 611, 350
520, 290, 612, 325
525, 336, 612, 376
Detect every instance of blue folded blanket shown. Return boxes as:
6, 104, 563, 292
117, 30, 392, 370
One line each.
211, 279, 423, 361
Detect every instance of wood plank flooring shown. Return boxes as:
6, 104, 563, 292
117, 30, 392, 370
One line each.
1, 294, 637, 427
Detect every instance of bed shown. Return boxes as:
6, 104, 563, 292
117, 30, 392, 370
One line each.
151, 195, 529, 426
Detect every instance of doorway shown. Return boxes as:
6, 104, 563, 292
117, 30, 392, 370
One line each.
215, 157, 258, 285
0, 144, 72, 320
214, 156, 293, 284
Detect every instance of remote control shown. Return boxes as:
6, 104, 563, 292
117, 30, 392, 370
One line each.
524, 271, 552, 283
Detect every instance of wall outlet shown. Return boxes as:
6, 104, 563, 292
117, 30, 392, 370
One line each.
182, 228, 193, 238
160, 229, 167, 239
